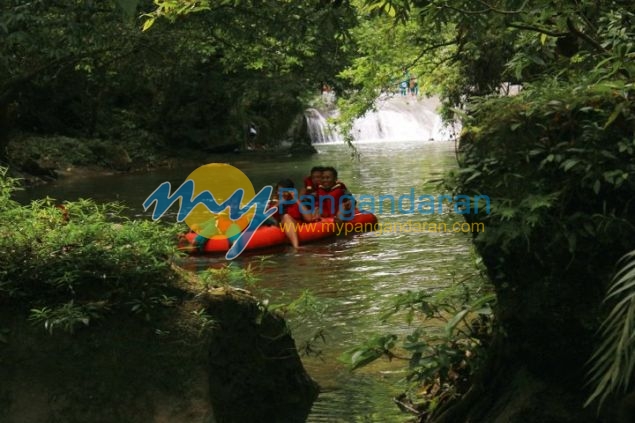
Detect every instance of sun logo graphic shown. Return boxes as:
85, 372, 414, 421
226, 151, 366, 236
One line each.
142, 163, 275, 259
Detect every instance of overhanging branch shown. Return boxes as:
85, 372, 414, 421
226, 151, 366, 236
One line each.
566, 17, 606, 52
506, 22, 568, 37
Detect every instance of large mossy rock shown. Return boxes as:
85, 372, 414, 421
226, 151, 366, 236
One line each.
205, 288, 319, 422
0, 286, 318, 423
286, 113, 317, 154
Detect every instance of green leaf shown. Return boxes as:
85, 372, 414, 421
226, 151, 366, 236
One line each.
445, 309, 469, 337
465, 171, 482, 183
348, 348, 383, 370
586, 251, 635, 409
529, 55, 545, 66
142, 17, 155, 32
604, 102, 625, 129
599, 150, 617, 160
499, 207, 516, 220
561, 159, 580, 172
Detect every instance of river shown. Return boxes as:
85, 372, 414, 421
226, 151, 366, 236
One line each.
17, 140, 474, 422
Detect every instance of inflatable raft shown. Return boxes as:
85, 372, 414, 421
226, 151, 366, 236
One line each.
182, 211, 378, 254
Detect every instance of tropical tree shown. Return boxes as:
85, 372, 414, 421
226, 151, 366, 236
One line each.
0, 0, 358, 164
142, 0, 358, 146
0, 0, 137, 158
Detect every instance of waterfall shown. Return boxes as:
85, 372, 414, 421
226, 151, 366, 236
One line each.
304, 108, 342, 144
305, 95, 458, 144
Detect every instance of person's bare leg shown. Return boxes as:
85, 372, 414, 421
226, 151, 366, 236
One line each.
281, 214, 300, 248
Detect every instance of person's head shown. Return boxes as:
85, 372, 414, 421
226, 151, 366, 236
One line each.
321, 167, 338, 189
276, 178, 296, 200
310, 166, 324, 185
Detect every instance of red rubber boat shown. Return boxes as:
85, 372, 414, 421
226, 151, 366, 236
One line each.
181, 211, 378, 253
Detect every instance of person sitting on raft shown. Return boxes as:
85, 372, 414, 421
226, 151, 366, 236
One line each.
271, 178, 317, 249
316, 166, 354, 221
299, 166, 324, 197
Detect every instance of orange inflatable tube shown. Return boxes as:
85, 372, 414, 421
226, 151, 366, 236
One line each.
182, 211, 378, 254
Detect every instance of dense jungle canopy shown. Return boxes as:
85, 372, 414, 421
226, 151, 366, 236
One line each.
0, 0, 357, 158
1, 1, 635, 422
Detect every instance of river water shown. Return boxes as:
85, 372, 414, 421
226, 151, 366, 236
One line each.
17, 140, 474, 422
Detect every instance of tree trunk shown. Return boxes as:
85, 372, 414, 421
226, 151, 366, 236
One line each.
0, 101, 12, 163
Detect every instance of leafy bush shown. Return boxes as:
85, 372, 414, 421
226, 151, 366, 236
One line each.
455, 78, 635, 255
0, 167, 184, 334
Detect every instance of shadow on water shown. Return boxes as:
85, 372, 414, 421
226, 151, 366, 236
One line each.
15, 140, 474, 422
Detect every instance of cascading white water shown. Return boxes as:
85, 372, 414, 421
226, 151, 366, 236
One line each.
304, 108, 341, 144
306, 95, 458, 143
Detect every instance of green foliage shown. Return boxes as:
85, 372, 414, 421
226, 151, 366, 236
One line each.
1, 0, 357, 153
456, 76, 635, 256
1, 1, 139, 130
336, 1, 634, 128
258, 288, 328, 358
6, 135, 163, 171
586, 250, 635, 409
191, 307, 218, 336
0, 167, 21, 210
342, 333, 398, 370
0, 167, 188, 334
266, 289, 324, 316
29, 301, 108, 335
199, 262, 260, 289
139, 0, 358, 148
444, 3, 635, 416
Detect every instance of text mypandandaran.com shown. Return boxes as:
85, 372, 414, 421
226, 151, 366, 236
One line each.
280, 220, 485, 236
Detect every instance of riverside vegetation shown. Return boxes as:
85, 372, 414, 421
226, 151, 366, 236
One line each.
0, 169, 318, 422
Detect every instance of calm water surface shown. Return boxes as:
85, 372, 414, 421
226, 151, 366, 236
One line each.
18, 140, 473, 422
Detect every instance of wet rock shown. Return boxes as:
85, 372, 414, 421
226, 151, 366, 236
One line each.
20, 157, 58, 180
204, 288, 319, 422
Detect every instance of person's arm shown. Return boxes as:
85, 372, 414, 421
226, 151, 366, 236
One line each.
333, 188, 356, 222
297, 192, 318, 221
